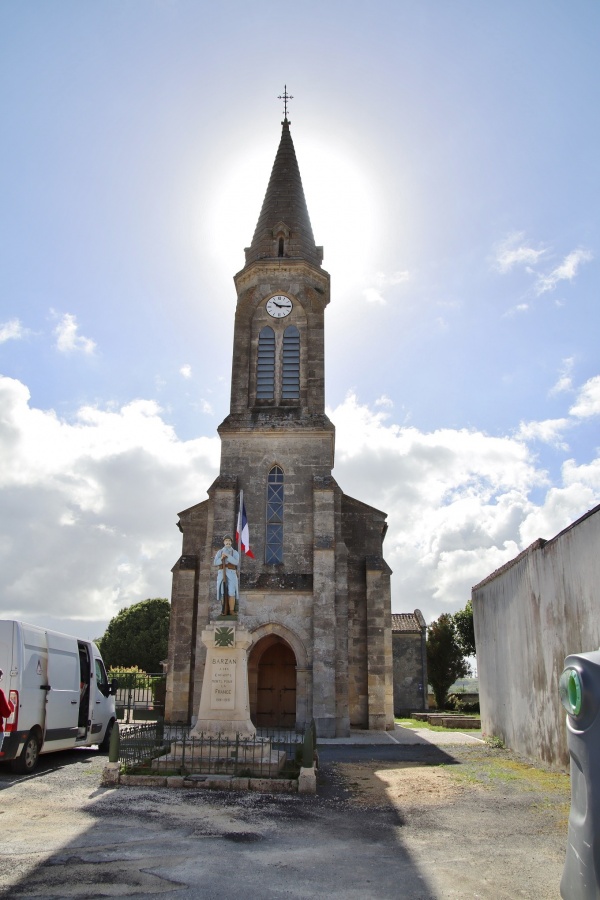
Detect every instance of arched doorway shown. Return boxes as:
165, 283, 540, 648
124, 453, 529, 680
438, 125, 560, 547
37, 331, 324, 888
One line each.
249, 636, 297, 728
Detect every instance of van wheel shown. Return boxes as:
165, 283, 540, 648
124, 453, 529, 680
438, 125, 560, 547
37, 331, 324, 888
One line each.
11, 732, 41, 774
98, 720, 114, 753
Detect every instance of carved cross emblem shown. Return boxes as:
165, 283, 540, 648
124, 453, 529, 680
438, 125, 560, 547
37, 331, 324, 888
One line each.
214, 626, 235, 647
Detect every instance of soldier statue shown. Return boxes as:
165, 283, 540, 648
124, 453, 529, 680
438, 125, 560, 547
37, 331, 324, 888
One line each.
214, 535, 240, 616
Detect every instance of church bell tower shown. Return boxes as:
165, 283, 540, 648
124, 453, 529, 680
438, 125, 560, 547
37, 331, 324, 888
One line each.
166, 107, 394, 738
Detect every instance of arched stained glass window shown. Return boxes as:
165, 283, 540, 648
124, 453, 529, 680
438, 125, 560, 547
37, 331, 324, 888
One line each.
256, 326, 275, 399
266, 465, 284, 564
282, 325, 300, 399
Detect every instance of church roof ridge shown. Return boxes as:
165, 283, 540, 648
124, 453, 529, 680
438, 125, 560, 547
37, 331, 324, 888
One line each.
245, 120, 323, 268
391, 612, 426, 633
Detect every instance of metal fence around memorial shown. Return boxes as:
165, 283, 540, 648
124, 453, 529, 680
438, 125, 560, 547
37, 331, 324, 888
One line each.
117, 722, 305, 778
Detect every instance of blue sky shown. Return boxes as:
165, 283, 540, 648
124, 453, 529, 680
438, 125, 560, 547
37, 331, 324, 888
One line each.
1, 1, 598, 641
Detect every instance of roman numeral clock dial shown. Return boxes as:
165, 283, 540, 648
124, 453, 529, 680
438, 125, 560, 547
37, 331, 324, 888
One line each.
266, 295, 292, 318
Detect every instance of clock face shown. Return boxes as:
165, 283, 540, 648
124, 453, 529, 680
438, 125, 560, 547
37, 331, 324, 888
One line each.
266, 295, 293, 318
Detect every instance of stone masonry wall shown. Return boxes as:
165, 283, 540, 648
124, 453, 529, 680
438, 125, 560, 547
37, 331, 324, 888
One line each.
392, 632, 427, 715
218, 433, 334, 574
230, 260, 329, 417
165, 500, 208, 723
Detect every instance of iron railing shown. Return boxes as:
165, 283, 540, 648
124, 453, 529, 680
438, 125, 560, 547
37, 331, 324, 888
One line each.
117, 722, 304, 778
111, 672, 166, 723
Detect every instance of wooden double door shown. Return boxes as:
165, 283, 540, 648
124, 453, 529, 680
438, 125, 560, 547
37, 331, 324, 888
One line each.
256, 641, 296, 728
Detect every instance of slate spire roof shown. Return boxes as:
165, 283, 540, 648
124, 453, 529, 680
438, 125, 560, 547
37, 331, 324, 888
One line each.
245, 120, 323, 268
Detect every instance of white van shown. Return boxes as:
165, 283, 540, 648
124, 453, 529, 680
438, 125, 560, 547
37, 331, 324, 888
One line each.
0, 620, 117, 773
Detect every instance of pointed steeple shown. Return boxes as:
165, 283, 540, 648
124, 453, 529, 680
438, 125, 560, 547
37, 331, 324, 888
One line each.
245, 120, 323, 268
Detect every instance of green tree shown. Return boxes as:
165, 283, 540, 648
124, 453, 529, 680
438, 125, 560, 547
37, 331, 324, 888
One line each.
96, 598, 170, 672
426, 614, 471, 709
453, 599, 476, 658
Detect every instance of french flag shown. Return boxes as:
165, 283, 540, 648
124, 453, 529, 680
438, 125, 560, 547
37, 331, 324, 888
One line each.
236, 496, 255, 558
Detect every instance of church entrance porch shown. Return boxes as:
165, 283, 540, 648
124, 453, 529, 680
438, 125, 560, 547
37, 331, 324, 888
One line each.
249, 635, 297, 728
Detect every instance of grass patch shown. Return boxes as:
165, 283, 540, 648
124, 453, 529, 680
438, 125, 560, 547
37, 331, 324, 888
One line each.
443, 752, 570, 794
395, 718, 449, 732
484, 734, 505, 749
447, 754, 571, 832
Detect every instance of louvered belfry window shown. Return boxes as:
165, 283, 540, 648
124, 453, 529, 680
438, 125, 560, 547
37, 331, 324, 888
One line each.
282, 325, 300, 399
266, 465, 284, 564
256, 326, 275, 399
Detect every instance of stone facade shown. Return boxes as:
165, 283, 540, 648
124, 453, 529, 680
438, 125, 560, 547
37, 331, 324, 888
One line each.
391, 611, 428, 716
165, 119, 395, 737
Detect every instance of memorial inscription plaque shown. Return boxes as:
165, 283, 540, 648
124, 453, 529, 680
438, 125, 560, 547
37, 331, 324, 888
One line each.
210, 655, 236, 710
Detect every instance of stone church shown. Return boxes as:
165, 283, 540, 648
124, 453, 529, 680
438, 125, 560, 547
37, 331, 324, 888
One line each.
165, 114, 394, 737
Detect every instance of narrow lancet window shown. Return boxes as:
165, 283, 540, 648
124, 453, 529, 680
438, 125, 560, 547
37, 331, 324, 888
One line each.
278, 237, 284, 257
256, 326, 275, 399
266, 465, 284, 564
282, 325, 300, 399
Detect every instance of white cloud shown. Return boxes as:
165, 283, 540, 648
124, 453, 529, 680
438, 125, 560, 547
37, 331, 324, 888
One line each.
519, 477, 599, 547
569, 375, 600, 419
327, 391, 600, 619
362, 270, 410, 305
329, 392, 547, 616
495, 237, 592, 313
1, 378, 598, 635
199, 399, 213, 414
516, 417, 570, 449
0, 376, 219, 626
535, 248, 593, 295
0, 319, 27, 343
180, 364, 192, 379
562, 456, 600, 490
54, 312, 96, 354
363, 287, 385, 304
549, 357, 574, 396
377, 270, 410, 286
515, 372, 600, 449
494, 232, 546, 273
503, 302, 530, 316
375, 395, 394, 409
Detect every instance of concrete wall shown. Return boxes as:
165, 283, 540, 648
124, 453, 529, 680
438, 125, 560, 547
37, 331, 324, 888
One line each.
473, 505, 600, 770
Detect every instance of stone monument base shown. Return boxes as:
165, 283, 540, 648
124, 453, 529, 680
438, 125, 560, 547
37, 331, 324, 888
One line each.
190, 624, 256, 739
153, 737, 286, 778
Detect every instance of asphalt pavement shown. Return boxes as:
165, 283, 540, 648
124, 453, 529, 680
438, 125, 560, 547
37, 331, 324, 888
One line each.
0, 725, 567, 899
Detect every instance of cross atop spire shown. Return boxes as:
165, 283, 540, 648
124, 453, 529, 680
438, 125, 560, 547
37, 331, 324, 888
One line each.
278, 85, 293, 122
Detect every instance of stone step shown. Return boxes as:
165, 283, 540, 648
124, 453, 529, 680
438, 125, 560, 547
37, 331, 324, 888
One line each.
411, 713, 481, 729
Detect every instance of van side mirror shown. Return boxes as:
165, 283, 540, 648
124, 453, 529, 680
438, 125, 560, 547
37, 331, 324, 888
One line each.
109, 678, 119, 696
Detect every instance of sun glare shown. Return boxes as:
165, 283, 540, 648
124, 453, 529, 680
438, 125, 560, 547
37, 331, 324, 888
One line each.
204, 134, 379, 296
300, 137, 379, 295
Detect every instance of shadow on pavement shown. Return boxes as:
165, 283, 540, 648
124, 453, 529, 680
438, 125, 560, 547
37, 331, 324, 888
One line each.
0, 747, 104, 788
1, 748, 439, 899
317, 742, 460, 766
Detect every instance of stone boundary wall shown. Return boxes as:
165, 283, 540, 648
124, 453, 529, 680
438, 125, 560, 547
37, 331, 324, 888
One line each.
473, 504, 600, 770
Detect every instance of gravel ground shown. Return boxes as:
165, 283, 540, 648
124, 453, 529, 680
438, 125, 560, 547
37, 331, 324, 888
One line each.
0, 741, 569, 899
